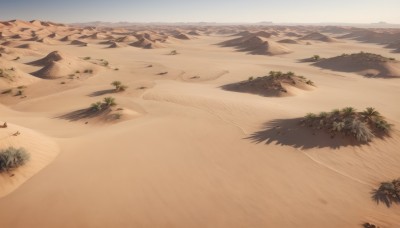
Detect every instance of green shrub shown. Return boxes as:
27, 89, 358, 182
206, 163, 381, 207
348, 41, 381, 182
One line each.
111, 81, 127, 92
103, 97, 116, 107
0, 147, 30, 172
302, 107, 392, 142
91, 102, 103, 111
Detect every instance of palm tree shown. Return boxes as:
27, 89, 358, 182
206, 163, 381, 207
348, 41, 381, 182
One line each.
286, 71, 295, 76
375, 119, 392, 133
361, 107, 381, 122
342, 107, 357, 116
103, 97, 116, 107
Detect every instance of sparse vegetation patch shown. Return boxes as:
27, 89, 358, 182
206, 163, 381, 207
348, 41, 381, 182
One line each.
0, 147, 30, 172
301, 107, 392, 142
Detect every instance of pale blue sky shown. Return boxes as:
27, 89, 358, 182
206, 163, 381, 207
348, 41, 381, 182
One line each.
0, 0, 399, 23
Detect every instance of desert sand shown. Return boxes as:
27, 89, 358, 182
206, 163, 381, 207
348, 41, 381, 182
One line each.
0, 20, 400, 228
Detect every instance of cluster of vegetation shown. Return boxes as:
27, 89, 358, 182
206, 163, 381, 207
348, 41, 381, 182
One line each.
91, 97, 117, 112
224, 71, 315, 97
0, 147, 30, 172
302, 107, 392, 142
266, 71, 314, 86
111, 81, 128, 92
340, 52, 396, 62
83, 56, 91, 60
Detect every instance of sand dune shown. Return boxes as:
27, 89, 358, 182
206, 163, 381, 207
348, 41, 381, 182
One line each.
222, 71, 314, 97
107, 41, 124, 48
28, 51, 96, 79
220, 35, 292, 55
188, 30, 201, 36
70, 39, 88, 46
0, 122, 59, 198
313, 52, 400, 77
115, 35, 138, 43
300, 32, 339, 42
0, 59, 40, 87
386, 40, 400, 53
339, 29, 400, 44
174, 33, 191, 40
1, 20, 400, 228
15, 43, 38, 50
278, 38, 299, 44
130, 38, 165, 49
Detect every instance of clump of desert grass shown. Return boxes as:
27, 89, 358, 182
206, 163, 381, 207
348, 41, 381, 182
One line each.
301, 107, 392, 142
0, 147, 30, 172
222, 71, 315, 97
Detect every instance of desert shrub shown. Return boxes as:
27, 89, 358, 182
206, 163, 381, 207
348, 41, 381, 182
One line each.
103, 61, 109, 67
103, 97, 116, 107
348, 119, 374, 142
84, 69, 93, 74
301, 107, 392, 142
83, 56, 91, 60
114, 68, 119, 71
248, 76, 254, 81
91, 102, 103, 111
111, 81, 128, 92
170, 50, 178, 55
0, 147, 30, 172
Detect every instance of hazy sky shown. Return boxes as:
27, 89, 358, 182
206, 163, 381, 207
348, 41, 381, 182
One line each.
0, 0, 399, 24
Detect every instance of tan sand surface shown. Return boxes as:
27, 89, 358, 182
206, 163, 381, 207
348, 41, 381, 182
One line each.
0, 20, 400, 227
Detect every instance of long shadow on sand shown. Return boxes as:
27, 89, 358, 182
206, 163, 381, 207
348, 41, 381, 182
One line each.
57, 108, 112, 121
371, 185, 400, 208
246, 118, 361, 149
88, 89, 115, 97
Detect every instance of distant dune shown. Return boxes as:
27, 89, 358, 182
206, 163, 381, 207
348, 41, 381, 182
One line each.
220, 35, 292, 55
300, 32, 339, 42
313, 52, 400, 77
